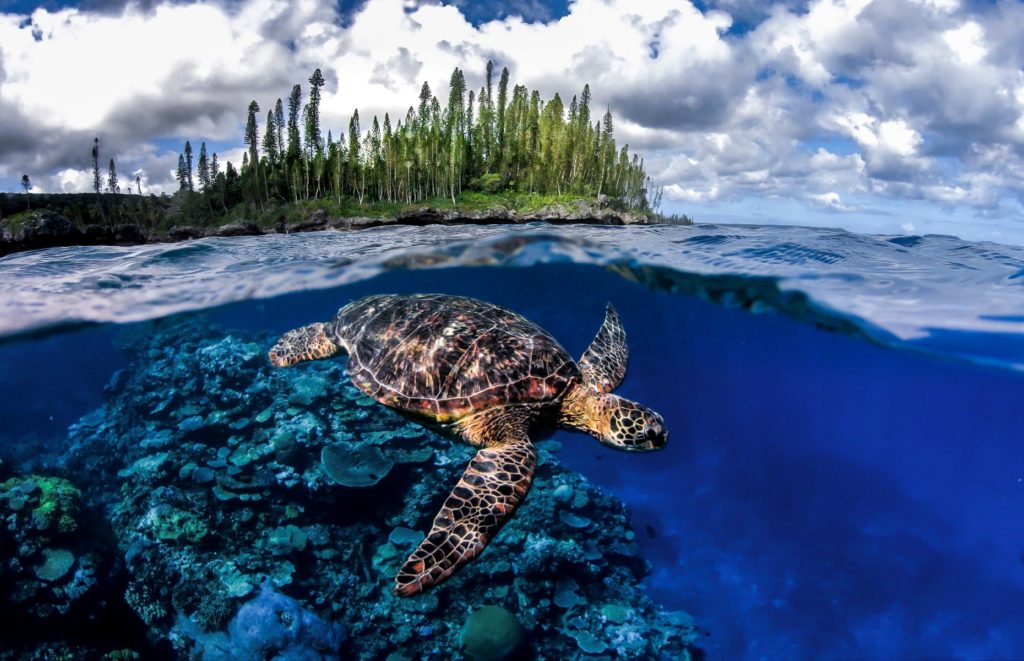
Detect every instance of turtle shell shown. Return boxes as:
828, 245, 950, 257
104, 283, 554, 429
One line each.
332, 294, 579, 422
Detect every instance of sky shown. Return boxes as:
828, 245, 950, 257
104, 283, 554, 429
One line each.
1, 0, 1023, 244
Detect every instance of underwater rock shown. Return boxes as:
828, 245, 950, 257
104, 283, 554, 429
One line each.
461, 605, 525, 660
53, 319, 700, 659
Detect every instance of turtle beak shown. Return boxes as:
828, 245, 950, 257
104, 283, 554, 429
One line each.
644, 419, 667, 449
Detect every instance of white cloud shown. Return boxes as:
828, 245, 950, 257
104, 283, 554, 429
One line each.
55, 168, 93, 194
809, 191, 859, 212
1, 0, 1024, 242
943, 21, 987, 65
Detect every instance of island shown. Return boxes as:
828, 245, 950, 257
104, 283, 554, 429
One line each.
1, 61, 690, 256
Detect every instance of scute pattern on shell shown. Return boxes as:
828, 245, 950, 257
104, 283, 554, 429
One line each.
332, 294, 579, 421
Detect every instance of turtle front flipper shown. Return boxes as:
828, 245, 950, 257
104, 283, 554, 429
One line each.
578, 303, 628, 393
394, 436, 536, 597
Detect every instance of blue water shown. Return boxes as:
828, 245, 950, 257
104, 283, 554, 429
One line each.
2, 224, 1023, 658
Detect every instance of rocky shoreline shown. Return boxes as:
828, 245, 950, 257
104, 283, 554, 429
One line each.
0, 202, 655, 256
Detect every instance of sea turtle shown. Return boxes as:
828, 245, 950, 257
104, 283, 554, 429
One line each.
268, 293, 667, 596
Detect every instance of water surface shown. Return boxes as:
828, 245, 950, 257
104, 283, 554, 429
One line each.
1, 223, 1022, 659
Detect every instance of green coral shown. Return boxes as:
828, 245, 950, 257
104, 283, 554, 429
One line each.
149, 507, 208, 544
461, 605, 525, 660
0, 475, 82, 534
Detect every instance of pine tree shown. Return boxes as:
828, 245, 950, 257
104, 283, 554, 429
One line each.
176, 154, 187, 191
136, 175, 141, 195
482, 60, 494, 169
91, 137, 101, 194
211, 153, 224, 211
106, 158, 119, 193
347, 110, 362, 203
184, 141, 194, 192
274, 99, 285, 160
198, 142, 211, 191
244, 100, 262, 207
263, 111, 279, 165
21, 174, 31, 193
496, 66, 510, 165
287, 84, 302, 162
306, 68, 325, 156
444, 67, 467, 203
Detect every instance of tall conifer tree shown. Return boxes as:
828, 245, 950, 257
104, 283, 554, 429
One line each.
305, 68, 325, 156
106, 158, 118, 193
91, 137, 101, 194
184, 141, 194, 191
198, 142, 211, 191
287, 85, 302, 162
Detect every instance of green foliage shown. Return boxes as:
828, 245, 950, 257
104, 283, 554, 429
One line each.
467, 172, 505, 193
178, 61, 652, 218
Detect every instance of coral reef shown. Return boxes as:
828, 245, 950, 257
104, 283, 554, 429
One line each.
0, 474, 99, 619
20, 317, 701, 658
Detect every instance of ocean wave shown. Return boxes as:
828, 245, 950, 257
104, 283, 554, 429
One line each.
1, 223, 1023, 371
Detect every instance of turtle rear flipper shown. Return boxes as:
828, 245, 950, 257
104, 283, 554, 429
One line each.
579, 303, 628, 393
394, 435, 535, 597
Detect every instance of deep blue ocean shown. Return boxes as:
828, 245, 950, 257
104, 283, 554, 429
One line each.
1, 223, 1023, 659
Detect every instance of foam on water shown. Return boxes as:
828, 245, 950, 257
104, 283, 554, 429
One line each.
2, 223, 1023, 370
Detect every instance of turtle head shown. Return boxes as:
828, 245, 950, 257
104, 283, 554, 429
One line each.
561, 385, 667, 452
597, 395, 667, 451
269, 322, 340, 367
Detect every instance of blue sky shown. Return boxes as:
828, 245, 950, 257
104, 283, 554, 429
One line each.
1, 0, 1023, 244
